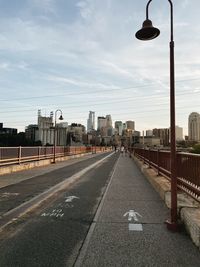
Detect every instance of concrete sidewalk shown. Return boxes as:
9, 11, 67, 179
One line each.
76, 155, 200, 267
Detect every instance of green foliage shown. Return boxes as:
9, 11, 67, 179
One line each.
191, 143, 200, 154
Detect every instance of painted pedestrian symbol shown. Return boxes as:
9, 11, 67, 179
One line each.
123, 210, 143, 231
123, 210, 142, 222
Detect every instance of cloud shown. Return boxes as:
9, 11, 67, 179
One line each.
100, 60, 136, 79
0, 62, 10, 70
181, 0, 189, 9
29, 0, 56, 14
46, 75, 120, 90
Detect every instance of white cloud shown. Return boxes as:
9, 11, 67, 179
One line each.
0, 62, 10, 70
29, 0, 56, 14
181, 0, 189, 9
46, 75, 120, 90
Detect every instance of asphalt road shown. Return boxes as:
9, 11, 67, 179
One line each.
0, 152, 112, 217
0, 152, 119, 267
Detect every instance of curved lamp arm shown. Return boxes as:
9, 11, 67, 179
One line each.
146, 0, 173, 41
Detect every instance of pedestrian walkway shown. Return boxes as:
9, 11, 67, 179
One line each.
76, 155, 200, 267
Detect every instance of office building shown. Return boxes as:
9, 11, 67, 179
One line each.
0, 123, 17, 135
175, 126, 183, 141
106, 115, 113, 136
153, 128, 169, 146
188, 112, 200, 141
87, 111, 95, 132
146, 130, 153, 137
115, 121, 123, 135
126, 121, 135, 130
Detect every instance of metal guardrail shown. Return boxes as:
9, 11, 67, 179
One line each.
134, 148, 200, 202
0, 146, 110, 167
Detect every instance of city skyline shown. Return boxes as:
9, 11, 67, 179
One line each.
1, 0, 200, 135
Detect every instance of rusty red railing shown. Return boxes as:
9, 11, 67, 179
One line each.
134, 148, 200, 202
0, 146, 111, 167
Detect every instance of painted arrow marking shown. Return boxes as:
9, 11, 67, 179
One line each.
65, 196, 79, 203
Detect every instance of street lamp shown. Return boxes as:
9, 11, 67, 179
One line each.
53, 109, 64, 164
135, 0, 178, 231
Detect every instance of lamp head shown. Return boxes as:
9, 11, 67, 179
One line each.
59, 115, 64, 120
135, 19, 160, 41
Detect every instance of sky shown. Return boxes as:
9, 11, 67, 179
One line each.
0, 0, 200, 136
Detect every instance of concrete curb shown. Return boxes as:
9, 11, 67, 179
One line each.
0, 152, 103, 176
133, 155, 200, 250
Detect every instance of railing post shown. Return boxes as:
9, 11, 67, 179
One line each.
18, 146, 22, 164
38, 146, 40, 161
148, 148, 151, 168
157, 149, 160, 176
143, 148, 145, 164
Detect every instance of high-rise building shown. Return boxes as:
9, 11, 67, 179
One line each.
37, 110, 54, 145
97, 116, 107, 130
25, 124, 39, 141
87, 111, 95, 132
175, 126, 183, 141
126, 120, 135, 130
97, 116, 107, 137
115, 121, 123, 135
106, 115, 112, 128
106, 115, 113, 136
188, 112, 200, 141
146, 130, 153, 136
153, 128, 169, 146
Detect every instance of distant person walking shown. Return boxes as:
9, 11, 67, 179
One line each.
120, 145, 124, 156
124, 146, 128, 157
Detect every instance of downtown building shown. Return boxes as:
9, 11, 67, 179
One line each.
25, 110, 68, 146
0, 123, 17, 135
188, 112, 200, 141
87, 111, 95, 133
115, 121, 123, 135
97, 115, 113, 145
126, 120, 135, 131
153, 128, 170, 147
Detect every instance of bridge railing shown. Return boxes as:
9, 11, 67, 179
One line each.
0, 146, 111, 166
134, 148, 200, 202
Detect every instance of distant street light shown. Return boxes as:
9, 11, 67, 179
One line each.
135, 0, 178, 231
53, 109, 63, 164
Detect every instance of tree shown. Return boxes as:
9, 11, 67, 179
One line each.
191, 144, 200, 154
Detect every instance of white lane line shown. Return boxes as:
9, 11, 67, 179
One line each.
0, 152, 114, 230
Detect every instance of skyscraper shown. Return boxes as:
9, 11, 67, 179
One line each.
97, 116, 107, 130
175, 126, 183, 141
126, 120, 135, 131
188, 112, 200, 141
106, 115, 113, 137
87, 111, 95, 132
115, 121, 123, 135
106, 115, 112, 128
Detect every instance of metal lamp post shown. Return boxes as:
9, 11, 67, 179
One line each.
135, 0, 178, 231
53, 109, 63, 164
